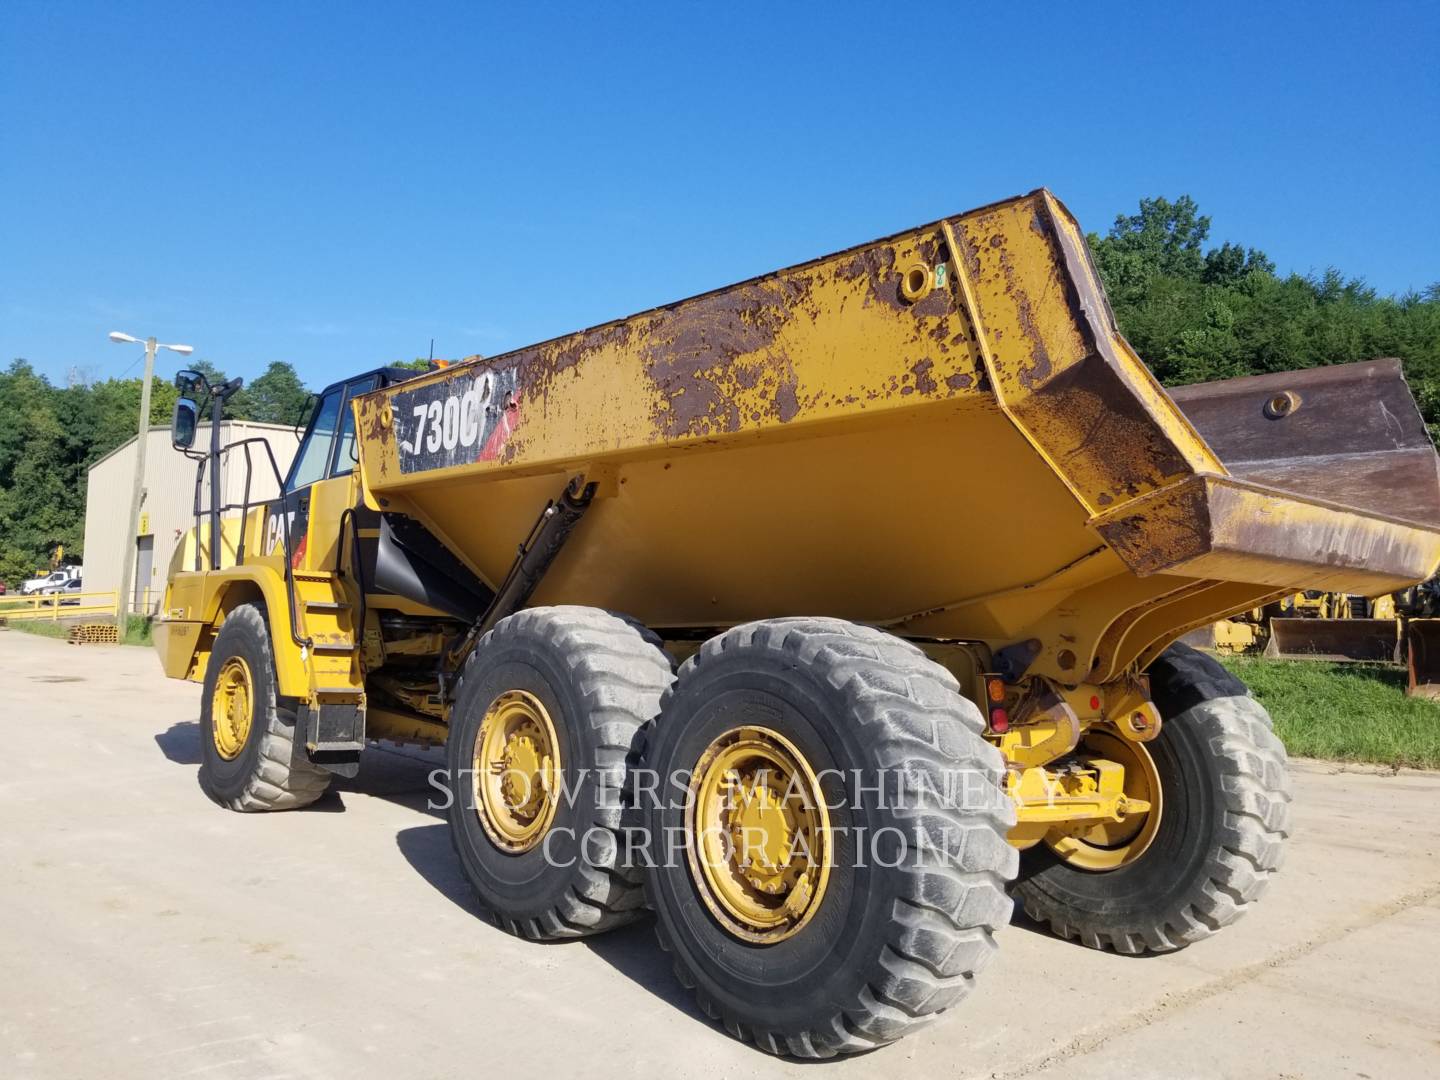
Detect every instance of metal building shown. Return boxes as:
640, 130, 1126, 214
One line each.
83, 422, 300, 613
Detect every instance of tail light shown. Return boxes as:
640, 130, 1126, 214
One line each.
982, 675, 1010, 734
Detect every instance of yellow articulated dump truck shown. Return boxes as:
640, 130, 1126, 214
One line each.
155, 190, 1440, 1058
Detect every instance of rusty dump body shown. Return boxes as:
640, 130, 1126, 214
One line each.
353, 189, 1440, 686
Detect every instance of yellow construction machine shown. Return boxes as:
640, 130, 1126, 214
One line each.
1395, 579, 1440, 697
153, 190, 1440, 1059
1201, 579, 1440, 697
1256, 590, 1400, 662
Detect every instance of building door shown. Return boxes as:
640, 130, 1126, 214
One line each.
134, 535, 154, 612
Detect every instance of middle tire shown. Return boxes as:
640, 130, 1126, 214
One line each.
641, 618, 1017, 1059
446, 605, 673, 940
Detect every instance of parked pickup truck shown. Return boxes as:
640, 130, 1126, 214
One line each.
20, 569, 77, 595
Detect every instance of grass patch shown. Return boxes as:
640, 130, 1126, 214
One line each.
1221, 657, 1440, 769
0, 618, 71, 640
122, 615, 153, 645
1, 614, 154, 646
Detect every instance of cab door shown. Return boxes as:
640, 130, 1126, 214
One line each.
273, 375, 378, 572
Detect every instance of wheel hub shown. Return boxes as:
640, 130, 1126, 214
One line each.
498, 725, 547, 818
473, 691, 562, 854
727, 774, 802, 893
687, 726, 831, 944
210, 656, 253, 761
1045, 729, 1163, 871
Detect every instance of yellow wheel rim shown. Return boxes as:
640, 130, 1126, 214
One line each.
472, 690, 562, 854
211, 656, 254, 761
686, 726, 832, 944
1046, 729, 1163, 871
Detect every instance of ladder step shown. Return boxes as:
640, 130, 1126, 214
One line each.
313, 686, 363, 696
311, 641, 356, 653
304, 600, 350, 611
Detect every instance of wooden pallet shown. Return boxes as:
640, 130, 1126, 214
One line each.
68, 622, 120, 645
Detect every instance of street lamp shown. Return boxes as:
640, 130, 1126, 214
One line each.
108, 331, 196, 620
109, 330, 193, 355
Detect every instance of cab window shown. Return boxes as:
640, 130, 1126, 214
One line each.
286, 388, 341, 492
331, 376, 378, 478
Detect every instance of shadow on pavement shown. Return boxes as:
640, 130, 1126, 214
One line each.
331, 743, 447, 819
152, 722, 452, 817
153, 722, 730, 1042
394, 822, 710, 1030
155, 721, 203, 765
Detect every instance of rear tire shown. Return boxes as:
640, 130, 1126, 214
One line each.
641, 618, 1016, 1058
198, 603, 331, 812
1013, 643, 1291, 954
446, 606, 672, 940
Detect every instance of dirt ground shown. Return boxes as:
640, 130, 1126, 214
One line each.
2, 629, 1437, 1079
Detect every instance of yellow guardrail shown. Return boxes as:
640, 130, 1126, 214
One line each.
0, 590, 121, 621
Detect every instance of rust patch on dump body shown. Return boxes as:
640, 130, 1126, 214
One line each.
910, 358, 938, 395
1094, 481, 1213, 575
1009, 288, 1052, 389
1022, 357, 1192, 501
518, 320, 635, 406
641, 276, 807, 439
358, 217, 981, 459
355, 395, 393, 479
950, 192, 1205, 509
834, 244, 902, 311
990, 225, 1054, 390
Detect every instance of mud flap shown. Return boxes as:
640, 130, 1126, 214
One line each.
299, 701, 365, 777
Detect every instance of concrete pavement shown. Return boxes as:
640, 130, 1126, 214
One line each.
1, 629, 1437, 1079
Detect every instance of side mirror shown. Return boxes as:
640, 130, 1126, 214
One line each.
174, 369, 204, 396
172, 397, 199, 450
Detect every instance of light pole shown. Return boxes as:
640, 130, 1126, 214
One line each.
108, 332, 194, 620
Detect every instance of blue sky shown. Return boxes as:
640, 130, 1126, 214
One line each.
2, 1, 1436, 391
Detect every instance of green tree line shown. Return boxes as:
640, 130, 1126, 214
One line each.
0, 359, 312, 584
1, 195, 1438, 585
1088, 196, 1440, 424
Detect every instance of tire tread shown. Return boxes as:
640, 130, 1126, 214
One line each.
1016, 691, 1291, 954
450, 605, 672, 940
205, 604, 331, 812
644, 617, 1016, 1058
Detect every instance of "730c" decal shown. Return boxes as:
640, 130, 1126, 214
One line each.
394, 368, 520, 472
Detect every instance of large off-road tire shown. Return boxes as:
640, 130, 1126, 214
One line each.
641, 618, 1016, 1059
198, 603, 331, 811
446, 605, 672, 940
1014, 642, 1291, 954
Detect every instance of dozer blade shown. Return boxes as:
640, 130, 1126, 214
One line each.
1404, 618, 1440, 698
1178, 625, 1218, 651
1263, 618, 1399, 662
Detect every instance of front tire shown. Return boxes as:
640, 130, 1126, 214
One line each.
1014, 643, 1291, 954
198, 603, 331, 811
641, 618, 1016, 1058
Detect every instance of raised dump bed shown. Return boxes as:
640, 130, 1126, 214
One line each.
354, 192, 1440, 684
158, 188, 1440, 1061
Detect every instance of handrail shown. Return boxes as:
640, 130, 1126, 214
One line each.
334, 506, 368, 651
189, 436, 312, 653
0, 589, 120, 621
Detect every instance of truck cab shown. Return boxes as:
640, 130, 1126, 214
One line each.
154, 363, 466, 775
